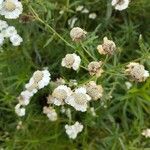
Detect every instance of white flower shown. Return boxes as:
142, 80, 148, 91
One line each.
76, 5, 84, 12
18, 90, 34, 106
89, 13, 97, 19
48, 85, 72, 106
0, 0, 23, 19
111, 0, 129, 11
65, 122, 83, 139
10, 33, 23, 46
0, 33, 4, 45
125, 81, 132, 89
2, 26, 17, 38
70, 27, 87, 42
0, 20, 8, 30
142, 129, 150, 138
43, 106, 57, 121
65, 87, 91, 112
15, 104, 25, 117
61, 53, 81, 71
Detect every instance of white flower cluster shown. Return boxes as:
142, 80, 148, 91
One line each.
45, 79, 103, 139
65, 122, 83, 139
0, 0, 23, 19
15, 70, 51, 117
0, 20, 23, 46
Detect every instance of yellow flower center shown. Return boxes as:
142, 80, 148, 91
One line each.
73, 93, 87, 105
4, 0, 16, 11
65, 54, 75, 66
33, 71, 43, 83
52, 89, 67, 100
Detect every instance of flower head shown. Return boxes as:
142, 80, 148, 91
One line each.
125, 62, 149, 82
47, 85, 72, 106
61, 53, 81, 70
97, 37, 116, 55
15, 104, 25, 117
88, 61, 103, 77
86, 81, 103, 100
10, 34, 23, 46
65, 122, 83, 139
65, 87, 91, 112
70, 27, 87, 42
0, 0, 23, 19
43, 106, 57, 121
111, 0, 129, 11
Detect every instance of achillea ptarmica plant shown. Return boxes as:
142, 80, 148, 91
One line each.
86, 81, 103, 101
88, 61, 104, 77
61, 53, 81, 70
70, 27, 87, 42
111, 0, 130, 11
97, 37, 116, 55
125, 62, 149, 82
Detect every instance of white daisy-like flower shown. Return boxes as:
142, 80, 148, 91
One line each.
43, 106, 57, 121
26, 70, 51, 90
15, 103, 25, 117
0, 33, 4, 45
2, 26, 17, 38
18, 90, 34, 106
65, 121, 83, 139
10, 33, 23, 46
0, 0, 23, 19
70, 27, 87, 42
48, 85, 72, 106
0, 20, 8, 30
89, 13, 97, 19
111, 0, 129, 11
142, 129, 150, 138
61, 53, 81, 71
65, 87, 91, 112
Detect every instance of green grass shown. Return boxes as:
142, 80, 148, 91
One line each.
0, 0, 150, 149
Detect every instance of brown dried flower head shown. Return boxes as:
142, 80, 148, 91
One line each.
70, 27, 87, 42
97, 37, 116, 55
86, 81, 103, 100
88, 61, 104, 77
125, 62, 149, 82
